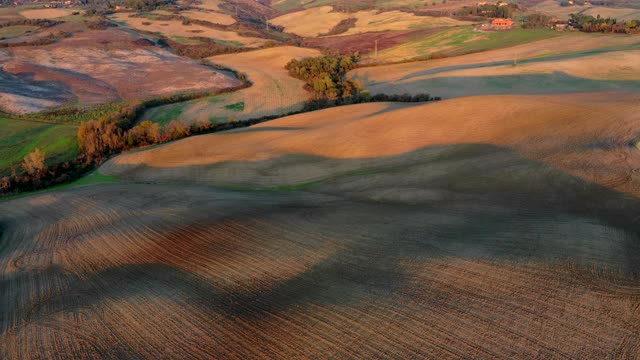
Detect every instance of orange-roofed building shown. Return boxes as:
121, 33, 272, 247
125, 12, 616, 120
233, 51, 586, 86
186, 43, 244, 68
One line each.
491, 18, 514, 27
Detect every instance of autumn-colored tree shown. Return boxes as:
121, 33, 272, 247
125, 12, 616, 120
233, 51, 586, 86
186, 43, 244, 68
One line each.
22, 148, 46, 177
166, 120, 191, 140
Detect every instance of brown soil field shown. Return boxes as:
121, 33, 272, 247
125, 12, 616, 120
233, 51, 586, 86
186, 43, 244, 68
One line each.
141, 46, 321, 124
351, 33, 640, 97
109, 13, 267, 47
3, 92, 640, 357
302, 27, 446, 55
0, 27, 241, 113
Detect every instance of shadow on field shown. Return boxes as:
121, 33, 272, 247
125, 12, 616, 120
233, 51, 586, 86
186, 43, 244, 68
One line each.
4, 139, 640, 356
99, 142, 640, 275
372, 72, 640, 98
394, 43, 640, 82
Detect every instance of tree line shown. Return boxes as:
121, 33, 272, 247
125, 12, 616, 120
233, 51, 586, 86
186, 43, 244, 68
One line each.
455, 2, 518, 19
569, 13, 640, 33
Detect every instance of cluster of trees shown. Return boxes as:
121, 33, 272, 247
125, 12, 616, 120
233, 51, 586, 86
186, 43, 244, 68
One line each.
161, 37, 250, 59
521, 13, 554, 28
456, 2, 518, 18
286, 55, 363, 100
302, 93, 441, 111
569, 13, 640, 33
126, 0, 173, 11
75, 89, 245, 160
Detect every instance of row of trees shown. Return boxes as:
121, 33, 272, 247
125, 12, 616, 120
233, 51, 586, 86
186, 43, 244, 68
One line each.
285, 54, 363, 100
1, 148, 93, 194
569, 13, 640, 33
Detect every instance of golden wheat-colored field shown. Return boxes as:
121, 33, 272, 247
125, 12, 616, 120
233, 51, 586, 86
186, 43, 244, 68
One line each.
109, 13, 267, 47
19, 8, 75, 19
271, 6, 469, 38
141, 46, 321, 124
104, 93, 640, 197
180, 9, 236, 25
270, 6, 350, 37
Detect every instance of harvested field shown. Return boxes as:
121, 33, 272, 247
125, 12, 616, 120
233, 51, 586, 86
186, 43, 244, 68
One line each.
355, 48, 640, 98
531, 0, 640, 20
141, 46, 321, 124
192, 0, 224, 11
0, 27, 241, 113
271, 6, 470, 38
109, 13, 267, 47
180, 9, 236, 25
103, 93, 640, 197
352, 33, 640, 93
337, 9, 470, 36
302, 27, 447, 55
19, 8, 75, 19
270, 6, 351, 37
4, 93, 640, 357
0, 117, 78, 174
362, 26, 567, 63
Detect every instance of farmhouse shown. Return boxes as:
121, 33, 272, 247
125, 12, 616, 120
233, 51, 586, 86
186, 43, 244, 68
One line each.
491, 18, 514, 28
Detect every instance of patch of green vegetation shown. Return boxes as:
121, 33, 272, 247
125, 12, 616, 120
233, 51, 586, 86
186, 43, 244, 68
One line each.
143, 101, 189, 126
24, 102, 132, 123
224, 102, 245, 112
171, 35, 202, 45
213, 39, 244, 47
0, 170, 120, 202
0, 25, 39, 39
209, 116, 226, 123
380, 26, 564, 61
0, 117, 79, 175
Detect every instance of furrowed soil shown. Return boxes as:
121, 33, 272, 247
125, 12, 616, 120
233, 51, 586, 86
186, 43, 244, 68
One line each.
3, 93, 640, 357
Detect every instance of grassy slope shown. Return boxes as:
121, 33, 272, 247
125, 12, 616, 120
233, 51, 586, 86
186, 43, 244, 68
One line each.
0, 117, 78, 175
368, 26, 564, 63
